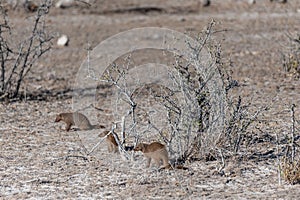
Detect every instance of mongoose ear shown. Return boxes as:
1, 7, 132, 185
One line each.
99, 125, 106, 129
98, 130, 109, 137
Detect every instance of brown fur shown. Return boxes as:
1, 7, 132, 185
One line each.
99, 131, 119, 153
134, 142, 170, 168
54, 112, 105, 132
24, 1, 38, 12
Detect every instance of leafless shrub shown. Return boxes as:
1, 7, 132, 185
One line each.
95, 21, 266, 166
0, 0, 53, 101
219, 97, 268, 154
154, 22, 266, 165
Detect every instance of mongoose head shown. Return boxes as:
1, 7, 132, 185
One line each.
98, 130, 110, 138
54, 114, 62, 122
133, 143, 147, 152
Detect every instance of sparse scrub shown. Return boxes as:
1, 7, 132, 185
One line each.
96, 21, 265, 167
279, 104, 300, 184
0, 0, 53, 101
150, 22, 265, 166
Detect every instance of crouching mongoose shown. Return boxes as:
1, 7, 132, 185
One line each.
98, 130, 119, 153
54, 112, 105, 131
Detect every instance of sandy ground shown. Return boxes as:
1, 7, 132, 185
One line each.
1, 0, 300, 199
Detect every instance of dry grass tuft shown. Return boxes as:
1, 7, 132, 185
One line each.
282, 158, 300, 185
282, 34, 300, 79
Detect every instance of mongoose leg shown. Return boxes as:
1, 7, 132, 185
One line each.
108, 143, 113, 153
66, 123, 72, 131
146, 158, 151, 168
154, 159, 161, 167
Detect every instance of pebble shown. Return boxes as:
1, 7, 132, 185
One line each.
248, 0, 256, 5
55, 0, 75, 9
57, 35, 69, 46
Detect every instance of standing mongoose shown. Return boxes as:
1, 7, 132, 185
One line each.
134, 142, 170, 168
54, 112, 105, 131
98, 130, 119, 153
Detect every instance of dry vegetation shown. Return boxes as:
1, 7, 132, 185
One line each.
1, 0, 300, 199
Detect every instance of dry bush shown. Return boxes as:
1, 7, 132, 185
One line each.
0, 0, 53, 101
282, 33, 300, 78
159, 22, 266, 165
94, 21, 266, 166
278, 104, 300, 184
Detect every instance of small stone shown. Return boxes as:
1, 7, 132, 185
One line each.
248, 0, 256, 5
202, 0, 210, 7
55, 0, 75, 9
57, 35, 69, 46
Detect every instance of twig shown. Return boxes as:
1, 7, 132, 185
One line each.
75, 0, 92, 7
121, 115, 126, 144
218, 148, 225, 172
110, 127, 131, 160
87, 136, 107, 155
275, 132, 282, 186
290, 104, 296, 162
